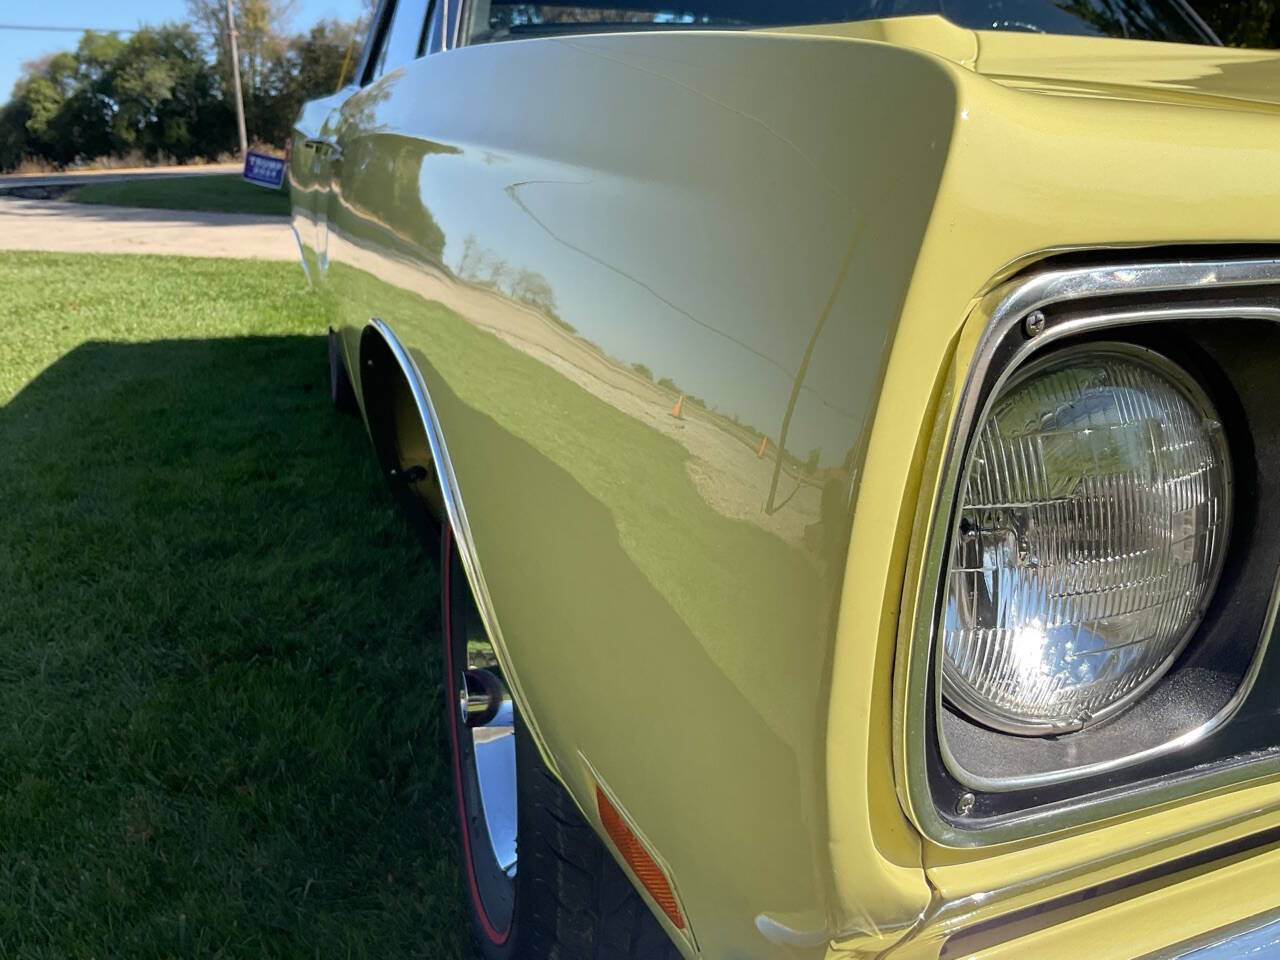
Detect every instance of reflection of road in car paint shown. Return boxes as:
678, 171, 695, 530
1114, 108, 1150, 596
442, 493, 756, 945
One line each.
326, 226, 831, 548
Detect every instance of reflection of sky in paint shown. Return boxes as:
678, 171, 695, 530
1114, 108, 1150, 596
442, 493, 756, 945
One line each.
417, 153, 872, 466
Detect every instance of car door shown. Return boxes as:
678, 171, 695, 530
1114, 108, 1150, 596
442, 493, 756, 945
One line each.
324, 0, 442, 371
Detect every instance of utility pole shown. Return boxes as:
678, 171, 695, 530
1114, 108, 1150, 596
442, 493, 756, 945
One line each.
224, 0, 248, 158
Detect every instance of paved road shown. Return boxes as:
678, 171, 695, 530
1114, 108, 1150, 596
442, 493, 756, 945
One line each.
0, 163, 241, 191
0, 198, 298, 261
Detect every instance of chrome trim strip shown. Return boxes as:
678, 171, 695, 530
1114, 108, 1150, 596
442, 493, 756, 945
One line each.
363, 318, 554, 775
366, 318, 488, 624
904, 255, 1280, 846
917, 803, 1280, 949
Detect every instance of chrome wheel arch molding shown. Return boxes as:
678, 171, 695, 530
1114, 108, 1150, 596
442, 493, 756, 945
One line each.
357, 317, 559, 778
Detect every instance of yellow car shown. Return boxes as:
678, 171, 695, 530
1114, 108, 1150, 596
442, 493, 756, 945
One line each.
291, 1, 1280, 957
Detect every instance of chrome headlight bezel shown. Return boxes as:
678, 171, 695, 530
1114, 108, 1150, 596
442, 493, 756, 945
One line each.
901, 255, 1280, 848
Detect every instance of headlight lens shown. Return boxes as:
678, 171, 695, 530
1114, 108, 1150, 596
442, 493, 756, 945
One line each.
942, 344, 1231, 734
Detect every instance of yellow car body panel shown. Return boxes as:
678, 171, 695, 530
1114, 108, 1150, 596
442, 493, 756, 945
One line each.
289, 13, 1280, 958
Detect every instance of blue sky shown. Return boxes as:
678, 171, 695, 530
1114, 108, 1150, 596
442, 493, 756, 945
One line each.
1, 0, 369, 100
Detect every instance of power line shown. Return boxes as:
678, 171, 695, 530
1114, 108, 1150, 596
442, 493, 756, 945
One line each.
0, 22, 355, 41
0, 23, 220, 35
0, 24, 136, 34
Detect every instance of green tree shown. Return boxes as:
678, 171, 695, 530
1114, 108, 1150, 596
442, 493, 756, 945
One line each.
16, 52, 79, 161
59, 33, 129, 162
0, 1, 369, 172
292, 19, 363, 98
0, 24, 233, 169
109, 26, 234, 161
186, 0, 369, 146
252, 18, 363, 146
0, 99, 32, 171
186, 0, 294, 145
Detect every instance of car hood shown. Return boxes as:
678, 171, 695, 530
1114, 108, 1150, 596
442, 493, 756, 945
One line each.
776, 15, 1280, 116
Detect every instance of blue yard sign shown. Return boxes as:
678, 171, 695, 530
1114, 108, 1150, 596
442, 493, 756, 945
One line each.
243, 151, 286, 190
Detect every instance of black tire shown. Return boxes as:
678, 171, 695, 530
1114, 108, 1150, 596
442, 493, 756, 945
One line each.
442, 528, 683, 960
329, 327, 358, 415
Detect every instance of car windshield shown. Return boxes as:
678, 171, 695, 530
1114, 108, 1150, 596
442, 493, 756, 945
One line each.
473, 1, 1215, 45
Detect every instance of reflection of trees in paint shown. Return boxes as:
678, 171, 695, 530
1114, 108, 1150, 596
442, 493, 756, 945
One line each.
330, 87, 457, 264
456, 234, 567, 329
449, 235, 859, 486
1055, 0, 1191, 41
510, 268, 558, 318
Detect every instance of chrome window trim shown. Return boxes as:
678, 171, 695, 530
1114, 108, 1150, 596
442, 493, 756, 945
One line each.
358, 0, 395, 86
903, 254, 1280, 847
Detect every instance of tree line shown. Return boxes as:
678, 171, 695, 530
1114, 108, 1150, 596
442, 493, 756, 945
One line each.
0, 0, 369, 172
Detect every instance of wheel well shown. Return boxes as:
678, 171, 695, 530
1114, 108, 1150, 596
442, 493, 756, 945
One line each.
358, 324, 445, 537
358, 322, 565, 793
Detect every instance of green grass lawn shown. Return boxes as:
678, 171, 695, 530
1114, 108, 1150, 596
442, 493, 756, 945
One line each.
65, 174, 291, 218
0, 252, 473, 958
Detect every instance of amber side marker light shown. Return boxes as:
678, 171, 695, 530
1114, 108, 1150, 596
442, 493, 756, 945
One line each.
594, 784, 686, 931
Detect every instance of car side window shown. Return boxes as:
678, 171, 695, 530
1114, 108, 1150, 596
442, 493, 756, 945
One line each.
365, 0, 435, 82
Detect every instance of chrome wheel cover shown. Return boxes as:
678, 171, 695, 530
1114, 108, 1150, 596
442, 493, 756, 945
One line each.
444, 529, 517, 940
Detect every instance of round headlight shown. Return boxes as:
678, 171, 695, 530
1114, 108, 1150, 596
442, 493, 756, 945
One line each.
942, 344, 1231, 734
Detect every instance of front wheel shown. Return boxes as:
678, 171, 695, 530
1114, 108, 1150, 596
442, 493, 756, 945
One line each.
442, 528, 683, 960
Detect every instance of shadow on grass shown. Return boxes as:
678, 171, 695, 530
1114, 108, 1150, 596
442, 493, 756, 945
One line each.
0, 335, 474, 958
